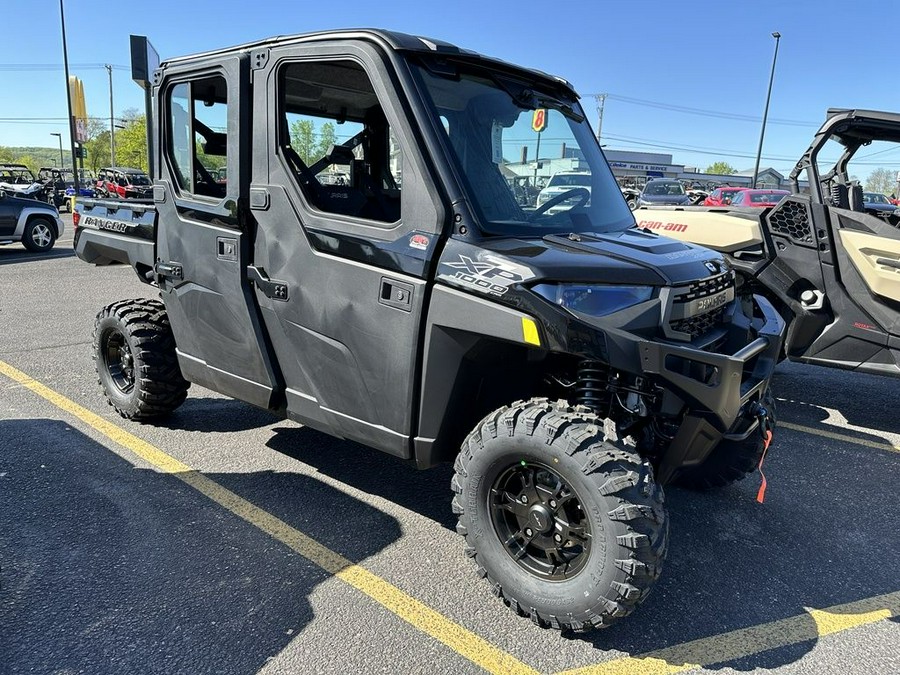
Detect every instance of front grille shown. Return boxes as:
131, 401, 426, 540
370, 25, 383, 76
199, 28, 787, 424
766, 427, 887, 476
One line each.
670, 306, 726, 339
666, 270, 735, 341
673, 271, 733, 303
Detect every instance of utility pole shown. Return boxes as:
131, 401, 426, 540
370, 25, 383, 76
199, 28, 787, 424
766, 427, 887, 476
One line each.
105, 64, 116, 166
58, 0, 79, 192
594, 94, 607, 143
50, 132, 63, 166
752, 32, 781, 189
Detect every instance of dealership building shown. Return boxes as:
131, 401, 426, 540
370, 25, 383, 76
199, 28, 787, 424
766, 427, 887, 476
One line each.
604, 150, 791, 189
505, 148, 800, 191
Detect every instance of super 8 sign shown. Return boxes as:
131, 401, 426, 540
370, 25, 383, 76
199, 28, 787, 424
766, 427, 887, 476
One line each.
532, 108, 548, 132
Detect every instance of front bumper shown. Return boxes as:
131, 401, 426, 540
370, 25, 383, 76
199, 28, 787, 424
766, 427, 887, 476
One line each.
637, 293, 785, 482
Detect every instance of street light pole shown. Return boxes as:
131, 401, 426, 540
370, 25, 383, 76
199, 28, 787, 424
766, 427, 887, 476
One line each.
50, 132, 63, 166
752, 31, 781, 189
58, 0, 79, 192
105, 64, 116, 166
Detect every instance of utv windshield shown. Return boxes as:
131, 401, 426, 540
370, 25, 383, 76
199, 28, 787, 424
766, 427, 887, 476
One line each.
127, 173, 151, 186
548, 174, 591, 187
644, 182, 685, 196
411, 59, 634, 236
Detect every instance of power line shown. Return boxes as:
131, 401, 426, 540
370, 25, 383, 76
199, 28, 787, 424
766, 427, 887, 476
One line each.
0, 63, 129, 72
601, 133, 798, 162
587, 93, 818, 128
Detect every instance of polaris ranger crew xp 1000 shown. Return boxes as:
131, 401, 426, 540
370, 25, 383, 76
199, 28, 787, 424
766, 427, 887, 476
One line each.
74, 30, 784, 632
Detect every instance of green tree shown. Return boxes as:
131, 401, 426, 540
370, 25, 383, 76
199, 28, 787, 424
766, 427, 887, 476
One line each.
315, 121, 338, 161
290, 119, 316, 165
865, 167, 898, 196
83, 118, 112, 171
706, 161, 736, 175
114, 115, 148, 171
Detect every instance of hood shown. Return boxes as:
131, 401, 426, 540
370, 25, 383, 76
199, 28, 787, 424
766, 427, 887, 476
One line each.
865, 201, 896, 212
437, 228, 729, 293
640, 193, 691, 205
0, 192, 58, 214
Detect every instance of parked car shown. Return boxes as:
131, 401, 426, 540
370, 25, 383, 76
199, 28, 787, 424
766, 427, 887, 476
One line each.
0, 187, 64, 252
862, 192, 899, 221
535, 171, 592, 213
729, 189, 790, 208
638, 179, 691, 206
95, 167, 153, 199
703, 186, 747, 206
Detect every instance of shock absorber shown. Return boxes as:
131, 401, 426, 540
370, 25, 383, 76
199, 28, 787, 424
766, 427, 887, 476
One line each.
575, 360, 609, 413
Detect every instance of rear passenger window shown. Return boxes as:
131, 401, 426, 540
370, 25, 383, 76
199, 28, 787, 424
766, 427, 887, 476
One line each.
166, 75, 228, 199
277, 60, 403, 224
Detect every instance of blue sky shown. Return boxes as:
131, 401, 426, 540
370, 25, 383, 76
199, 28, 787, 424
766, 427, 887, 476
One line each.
2, 0, 898, 177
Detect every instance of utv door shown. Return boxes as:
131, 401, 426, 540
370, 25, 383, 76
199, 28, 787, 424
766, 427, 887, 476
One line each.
155, 56, 279, 408
248, 43, 444, 457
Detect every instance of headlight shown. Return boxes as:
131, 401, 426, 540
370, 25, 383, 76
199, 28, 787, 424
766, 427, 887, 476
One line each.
533, 283, 654, 317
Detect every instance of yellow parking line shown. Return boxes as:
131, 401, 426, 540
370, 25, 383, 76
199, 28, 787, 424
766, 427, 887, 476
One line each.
0, 360, 537, 675
556, 591, 900, 675
779, 421, 900, 454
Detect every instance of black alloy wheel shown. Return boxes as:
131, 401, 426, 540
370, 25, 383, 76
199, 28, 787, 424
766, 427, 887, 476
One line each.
103, 329, 135, 394
489, 461, 591, 580
93, 299, 190, 420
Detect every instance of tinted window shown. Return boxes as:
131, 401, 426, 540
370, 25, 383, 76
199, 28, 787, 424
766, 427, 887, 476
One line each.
277, 60, 402, 224
166, 75, 228, 199
644, 181, 684, 196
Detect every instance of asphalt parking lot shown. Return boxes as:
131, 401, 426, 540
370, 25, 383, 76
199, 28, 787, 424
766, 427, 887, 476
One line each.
1, 214, 898, 674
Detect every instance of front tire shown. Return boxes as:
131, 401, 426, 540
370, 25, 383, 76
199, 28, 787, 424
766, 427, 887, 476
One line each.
21, 217, 57, 252
93, 299, 190, 420
452, 398, 668, 632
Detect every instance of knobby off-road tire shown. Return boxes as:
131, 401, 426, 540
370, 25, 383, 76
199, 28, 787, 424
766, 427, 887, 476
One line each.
22, 216, 57, 252
452, 398, 668, 632
674, 390, 778, 490
93, 299, 190, 420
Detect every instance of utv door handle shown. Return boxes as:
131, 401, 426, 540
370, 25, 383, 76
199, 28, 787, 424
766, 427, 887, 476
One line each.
247, 265, 289, 301
155, 261, 183, 280
875, 257, 900, 271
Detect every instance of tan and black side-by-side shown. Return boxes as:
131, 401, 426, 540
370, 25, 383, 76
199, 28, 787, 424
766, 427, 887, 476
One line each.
640, 108, 900, 378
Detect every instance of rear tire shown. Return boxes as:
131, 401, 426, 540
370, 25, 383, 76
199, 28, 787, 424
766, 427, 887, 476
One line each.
93, 299, 190, 420
21, 217, 57, 252
452, 398, 668, 632
674, 391, 777, 490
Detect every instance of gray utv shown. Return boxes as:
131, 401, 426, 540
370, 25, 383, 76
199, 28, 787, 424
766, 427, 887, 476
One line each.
74, 29, 783, 632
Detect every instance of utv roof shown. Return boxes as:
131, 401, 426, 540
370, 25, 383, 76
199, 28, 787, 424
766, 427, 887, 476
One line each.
790, 108, 900, 183
157, 28, 576, 97
821, 108, 900, 144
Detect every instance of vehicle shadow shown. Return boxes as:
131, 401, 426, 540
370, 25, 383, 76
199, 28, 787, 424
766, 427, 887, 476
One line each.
0, 418, 401, 675
568, 424, 900, 669
265, 425, 457, 529
265, 413, 899, 671
159, 396, 279, 433
0, 247, 75, 264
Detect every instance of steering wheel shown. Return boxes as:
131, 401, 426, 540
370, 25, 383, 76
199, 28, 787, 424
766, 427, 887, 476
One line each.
530, 187, 590, 219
